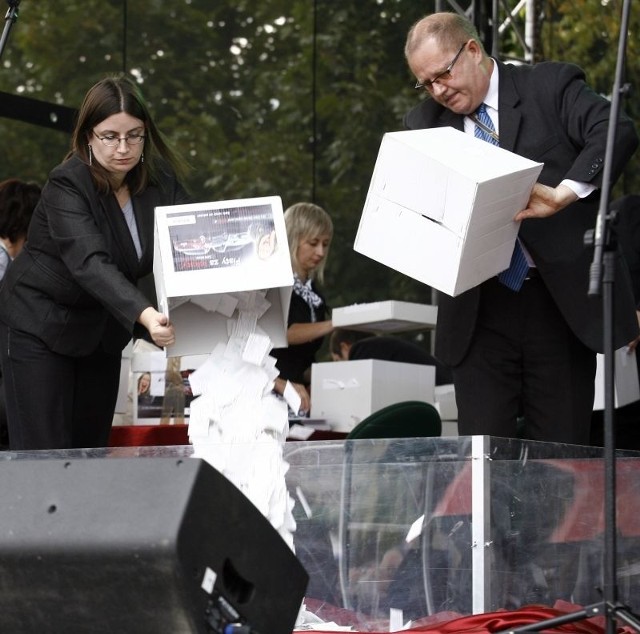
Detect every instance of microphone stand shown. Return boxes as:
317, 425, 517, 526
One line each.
496, 0, 640, 632
0, 0, 20, 60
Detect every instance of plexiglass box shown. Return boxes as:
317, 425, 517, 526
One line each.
3, 437, 640, 632
285, 436, 640, 628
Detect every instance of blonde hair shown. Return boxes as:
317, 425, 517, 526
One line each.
284, 202, 333, 284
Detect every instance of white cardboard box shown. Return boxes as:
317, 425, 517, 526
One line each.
593, 347, 640, 410
154, 196, 293, 357
434, 383, 458, 421
114, 342, 133, 417
310, 359, 435, 432
354, 127, 543, 297
332, 300, 437, 333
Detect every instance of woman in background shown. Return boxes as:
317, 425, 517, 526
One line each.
0, 178, 41, 281
0, 178, 41, 450
272, 202, 334, 413
0, 75, 191, 450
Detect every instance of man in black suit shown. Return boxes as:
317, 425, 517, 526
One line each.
591, 195, 640, 451
403, 12, 639, 444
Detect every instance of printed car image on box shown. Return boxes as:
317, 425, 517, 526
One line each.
168, 203, 277, 272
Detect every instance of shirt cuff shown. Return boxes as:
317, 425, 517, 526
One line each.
560, 179, 597, 199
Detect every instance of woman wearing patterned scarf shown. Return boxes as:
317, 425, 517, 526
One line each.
271, 202, 334, 414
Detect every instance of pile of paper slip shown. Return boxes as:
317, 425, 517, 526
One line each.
186, 290, 301, 550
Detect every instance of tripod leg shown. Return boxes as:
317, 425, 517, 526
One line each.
495, 602, 603, 633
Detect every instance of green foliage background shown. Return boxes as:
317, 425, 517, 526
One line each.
0, 0, 638, 322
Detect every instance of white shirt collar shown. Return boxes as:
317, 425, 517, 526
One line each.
464, 59, 500, 134
483, 59, 499, 112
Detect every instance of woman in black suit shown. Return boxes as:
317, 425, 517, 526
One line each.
0, 75, 191, 450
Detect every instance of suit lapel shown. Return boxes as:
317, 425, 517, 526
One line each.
439, 108, 464, 132
99, 193, 140, 278
496, 61, 522, 152
133, 188, 156, 271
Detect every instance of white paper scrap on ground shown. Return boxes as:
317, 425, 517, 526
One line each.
293, 625, 354, 631
294, 606, 355, 631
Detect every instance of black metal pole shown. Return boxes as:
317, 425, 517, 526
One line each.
0, 0, 20, 60
602, 248, 619, 634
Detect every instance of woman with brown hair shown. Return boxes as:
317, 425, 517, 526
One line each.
0, 75, 191, 450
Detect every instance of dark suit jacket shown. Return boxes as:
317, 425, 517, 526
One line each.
404, 60, 639, 365
0, 155, 191, 357
349, 335, 453, 385
271, 282, 327, 385
612, 195, 640, 305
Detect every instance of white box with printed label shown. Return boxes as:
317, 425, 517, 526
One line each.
154, 196, 293, 357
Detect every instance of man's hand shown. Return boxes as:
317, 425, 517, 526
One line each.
515, 183, 579, 221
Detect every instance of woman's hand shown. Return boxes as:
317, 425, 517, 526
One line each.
274, 377, 311, 415
138, 307, 176, 348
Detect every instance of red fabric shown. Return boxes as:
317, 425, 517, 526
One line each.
108, 424, 190, 447
410, 604, 607, 633
433, 461, 640, 541
297, 600, 638, 633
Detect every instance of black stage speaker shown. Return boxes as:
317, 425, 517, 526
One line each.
0, 457, 308, 634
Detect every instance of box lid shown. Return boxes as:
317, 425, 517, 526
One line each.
332, 300, 437, 333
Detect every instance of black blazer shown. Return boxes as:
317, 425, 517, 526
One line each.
270, 282, 327, 385
0, 155, 191, 356
404, 60, 639, 365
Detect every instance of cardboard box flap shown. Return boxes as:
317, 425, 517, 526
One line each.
391, 127, 541, 179
355, 196, 463, 291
